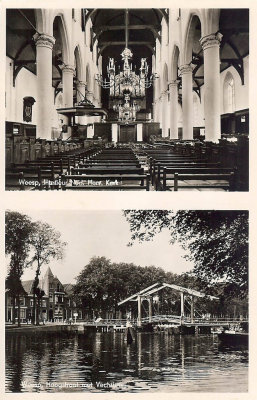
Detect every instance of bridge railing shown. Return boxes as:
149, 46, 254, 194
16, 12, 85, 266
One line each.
142, 315, 182, 323
141, 315, 248, 325
78, 316, 248, 326
83, 319, 130, 326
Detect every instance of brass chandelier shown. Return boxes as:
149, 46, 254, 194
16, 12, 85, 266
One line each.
95, 9, 158, 96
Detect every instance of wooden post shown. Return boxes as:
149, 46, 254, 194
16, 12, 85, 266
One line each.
157, 163, 161, 190
174, 172, 178, 191
146, 174, 150, 191
191, 296, 194, 323
148, 297, 152, 323
140, 168, 144, 186
163, 167, 167, 191
38, 167, 42, 191
61, 174, 66, 190
149, 157, 153, 179
180, 292, 184, 324
19, 172, 25, 190
229, 171, 235, 192
50, 162, 54, 181
137, 295, 142, 327
151, 161, 156, 185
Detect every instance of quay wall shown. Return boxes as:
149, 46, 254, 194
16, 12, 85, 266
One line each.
5, 324, 85, 335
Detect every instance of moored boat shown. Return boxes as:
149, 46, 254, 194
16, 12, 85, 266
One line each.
218, 330, 248, 345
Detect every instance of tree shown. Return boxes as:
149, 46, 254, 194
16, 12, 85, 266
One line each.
27, 221, 67, 325
73, 257, 174, 319
123, 210, 248, 298
5, 211, 34, 326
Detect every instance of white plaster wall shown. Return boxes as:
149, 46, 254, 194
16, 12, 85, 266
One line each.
5, 58, 15, 122
6, 56, 38, 125
178, 103, 183, 127
193, 92, 204, 127
220, 56, 249, 114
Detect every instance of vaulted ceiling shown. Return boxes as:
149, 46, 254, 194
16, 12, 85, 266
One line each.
189, 8, 249, 99
6, 8, 249, 105
86, 9, 166, 111
87, 8, 164, 59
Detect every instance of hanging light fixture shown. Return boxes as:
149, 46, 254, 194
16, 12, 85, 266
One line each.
95, 9, 158, 96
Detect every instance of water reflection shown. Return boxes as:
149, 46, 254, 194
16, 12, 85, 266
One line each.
5, 332, 248, 393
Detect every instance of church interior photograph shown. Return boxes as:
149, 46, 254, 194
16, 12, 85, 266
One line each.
5, 8, 249, 191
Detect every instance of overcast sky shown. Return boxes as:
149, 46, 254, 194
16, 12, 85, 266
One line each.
7, 209, 194, 284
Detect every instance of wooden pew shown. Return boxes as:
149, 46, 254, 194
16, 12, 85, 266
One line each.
60, 173, 150, 191
80, 160, 141, 165
6, 161, 62, 189
72, 166, 144, 175
5, 172, 25, 190
5, 143, 102, 190
162, 169, 235, 191
150, 158, 212, 186
153, 162, 221, 189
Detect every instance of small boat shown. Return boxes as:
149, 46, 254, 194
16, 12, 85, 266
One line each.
218, 330, 248, 345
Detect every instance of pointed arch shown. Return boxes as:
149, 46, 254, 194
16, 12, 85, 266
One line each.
184, 12, 203, 64
34, 9, 44, 33
74, 45, 84, 81
162, 63, 168, 92
171, 44, 180, 81
52, 13, 70, 64
86, 63, 92, 92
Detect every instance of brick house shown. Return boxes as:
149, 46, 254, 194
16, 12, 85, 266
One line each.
5, 267, 82, 323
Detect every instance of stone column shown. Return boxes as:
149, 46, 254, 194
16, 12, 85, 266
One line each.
86, 91, 94, 104
161, 91, 169, 137
179, 64, 193, 140
76, 81, 86, 125
85, 91, 94, 126
137, 123, 143, 142
76, 80, 86, 104
34, 33, 55, 139
169, 80, 179, 139
152, 101, 157, 122
62, 65, 75, 108
112, 123, 118, 143
87, 124, 94, 138
158, 97, 162, 128
153, 101, 158, 123
200, 32, 223, 142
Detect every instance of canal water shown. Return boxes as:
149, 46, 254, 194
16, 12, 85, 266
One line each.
5, 332, 248, 392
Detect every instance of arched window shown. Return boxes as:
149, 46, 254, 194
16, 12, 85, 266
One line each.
224, 72, 235, 113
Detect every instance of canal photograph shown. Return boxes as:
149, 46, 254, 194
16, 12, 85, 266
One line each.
5, 209, 248, 393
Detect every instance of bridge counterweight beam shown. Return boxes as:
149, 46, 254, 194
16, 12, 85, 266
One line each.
191, 296, 194, 323
148, 297, 153, 323
181, 292, 185, 324
137, 295, 142, 327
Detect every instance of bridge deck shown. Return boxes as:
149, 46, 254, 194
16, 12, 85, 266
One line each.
81, 316, 247, 328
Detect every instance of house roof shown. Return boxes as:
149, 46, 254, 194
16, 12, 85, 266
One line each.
63, 283, 74, 295
44, 267, 54, 278
22, 280, 34, 294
